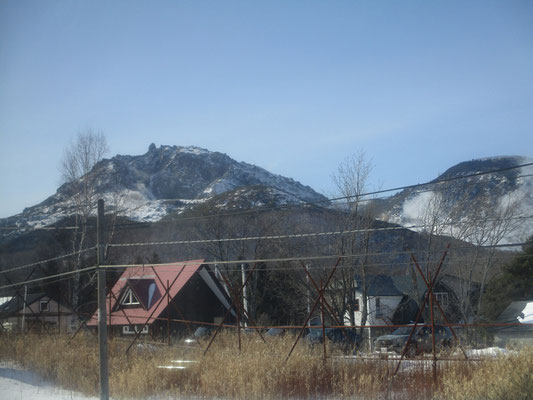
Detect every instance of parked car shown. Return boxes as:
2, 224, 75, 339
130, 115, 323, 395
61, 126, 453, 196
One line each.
306, 327, 362, 352
374, 326, 417, 354
374, 325, 453, 356
413, 325, 454, 354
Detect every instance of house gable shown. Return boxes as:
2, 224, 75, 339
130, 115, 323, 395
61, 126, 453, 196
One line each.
353, 273, 462, 326
87, 260, 233, 329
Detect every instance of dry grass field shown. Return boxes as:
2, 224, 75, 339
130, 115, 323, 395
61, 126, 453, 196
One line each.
0, 332, 531, 399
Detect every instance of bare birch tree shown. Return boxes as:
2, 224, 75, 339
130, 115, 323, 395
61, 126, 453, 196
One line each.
329, 151, 375, 334
61, 130, 109, 312
453, 193, 521, 322
412, 180, 521, 324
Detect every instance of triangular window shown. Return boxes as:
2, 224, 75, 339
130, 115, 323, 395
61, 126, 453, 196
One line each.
120, 288, 140, 306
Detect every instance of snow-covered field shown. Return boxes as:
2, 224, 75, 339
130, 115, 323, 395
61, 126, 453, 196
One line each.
0, 362, 97, 400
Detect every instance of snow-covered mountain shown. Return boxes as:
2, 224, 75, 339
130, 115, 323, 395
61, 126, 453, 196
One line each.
374, 156, 533, 246
0, 144, 327, 239
3, 149, 531, 248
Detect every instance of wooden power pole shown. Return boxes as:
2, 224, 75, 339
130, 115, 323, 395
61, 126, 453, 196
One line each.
97, 199, 109, 400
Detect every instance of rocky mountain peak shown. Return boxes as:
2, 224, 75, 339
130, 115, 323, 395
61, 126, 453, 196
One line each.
0, 145, 327, 240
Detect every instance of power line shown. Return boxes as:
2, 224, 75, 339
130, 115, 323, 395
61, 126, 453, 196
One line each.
2, 241, 527, 291
100, 241, 526, 271
101, 253, 532, 274
0, 226, 78, 231
107, 214, 533, 249
2, 210, 529, 279
0, 268, 98, 296
0, 247, 96, 275
3, 212, 529, 278
0, 265, 97, 290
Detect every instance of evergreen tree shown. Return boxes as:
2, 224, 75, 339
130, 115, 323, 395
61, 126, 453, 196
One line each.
484, 236, 533, 319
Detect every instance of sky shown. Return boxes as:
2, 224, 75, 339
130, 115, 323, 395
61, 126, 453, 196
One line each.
1, 0, 532, 218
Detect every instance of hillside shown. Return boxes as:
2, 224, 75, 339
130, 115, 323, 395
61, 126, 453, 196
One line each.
373, 156, 533, 246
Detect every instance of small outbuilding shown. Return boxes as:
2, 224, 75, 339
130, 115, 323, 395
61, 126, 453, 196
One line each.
0, 293, 76, 332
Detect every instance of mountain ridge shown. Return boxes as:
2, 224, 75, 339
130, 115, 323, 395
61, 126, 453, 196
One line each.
1, 150, 532, 247
374, 155, 533, 246
0, 144, 328, 241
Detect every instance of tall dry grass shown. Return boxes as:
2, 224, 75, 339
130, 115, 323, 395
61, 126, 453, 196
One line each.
438, 347, 533, 400
0, 332, 531, 399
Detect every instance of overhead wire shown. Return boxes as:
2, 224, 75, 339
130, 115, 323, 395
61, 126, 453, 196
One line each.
1, 213, 530, 277
0, 268, 98, 297
0, 247, 97, 275
101, 241, 527, 271
101, 253, 531, 274
107, 214, 533, 248
0, 265, 97, 290
0, 226, 78, 231
1, 240, 528, 292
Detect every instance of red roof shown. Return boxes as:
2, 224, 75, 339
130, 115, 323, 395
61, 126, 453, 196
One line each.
87, 260, 204, 326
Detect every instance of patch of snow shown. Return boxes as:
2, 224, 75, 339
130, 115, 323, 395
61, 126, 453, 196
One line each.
465, 347, 513, 358
401, 191, 437, 225
0, 362, 98, 400
177, 145, 210, 155
0, 297, 13, 306
202, 178, 237, 197
517, 302, 533, 324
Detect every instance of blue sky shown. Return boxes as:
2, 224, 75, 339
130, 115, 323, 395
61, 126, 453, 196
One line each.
1, 1, 532, 218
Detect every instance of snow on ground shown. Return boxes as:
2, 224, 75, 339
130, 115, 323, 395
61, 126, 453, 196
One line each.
518, 302, 533, 323
465, 347, 513, 358
0, 362, 98, 400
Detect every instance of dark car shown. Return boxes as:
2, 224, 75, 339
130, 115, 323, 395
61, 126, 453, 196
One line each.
306, 327, 362, 352
374, 325, 453, 356
374, 326, 417, 354
265, 327, 304, 337
412, 325, 454, 354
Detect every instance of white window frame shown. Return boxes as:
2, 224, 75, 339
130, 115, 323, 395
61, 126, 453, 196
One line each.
122, 325, 149, 335
120, 289, 140, 306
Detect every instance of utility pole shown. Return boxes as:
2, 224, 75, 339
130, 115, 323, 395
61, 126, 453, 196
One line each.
97, 199, 109, 400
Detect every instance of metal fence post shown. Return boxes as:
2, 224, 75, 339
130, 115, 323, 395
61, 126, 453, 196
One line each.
97, 199, 109, 400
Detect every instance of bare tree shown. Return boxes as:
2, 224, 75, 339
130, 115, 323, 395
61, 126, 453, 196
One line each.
61, 130, 109, 312
453, 193, 521, 322
329, 151, 375, 334
188, 201, 281, 322
411, 179, 521, 324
